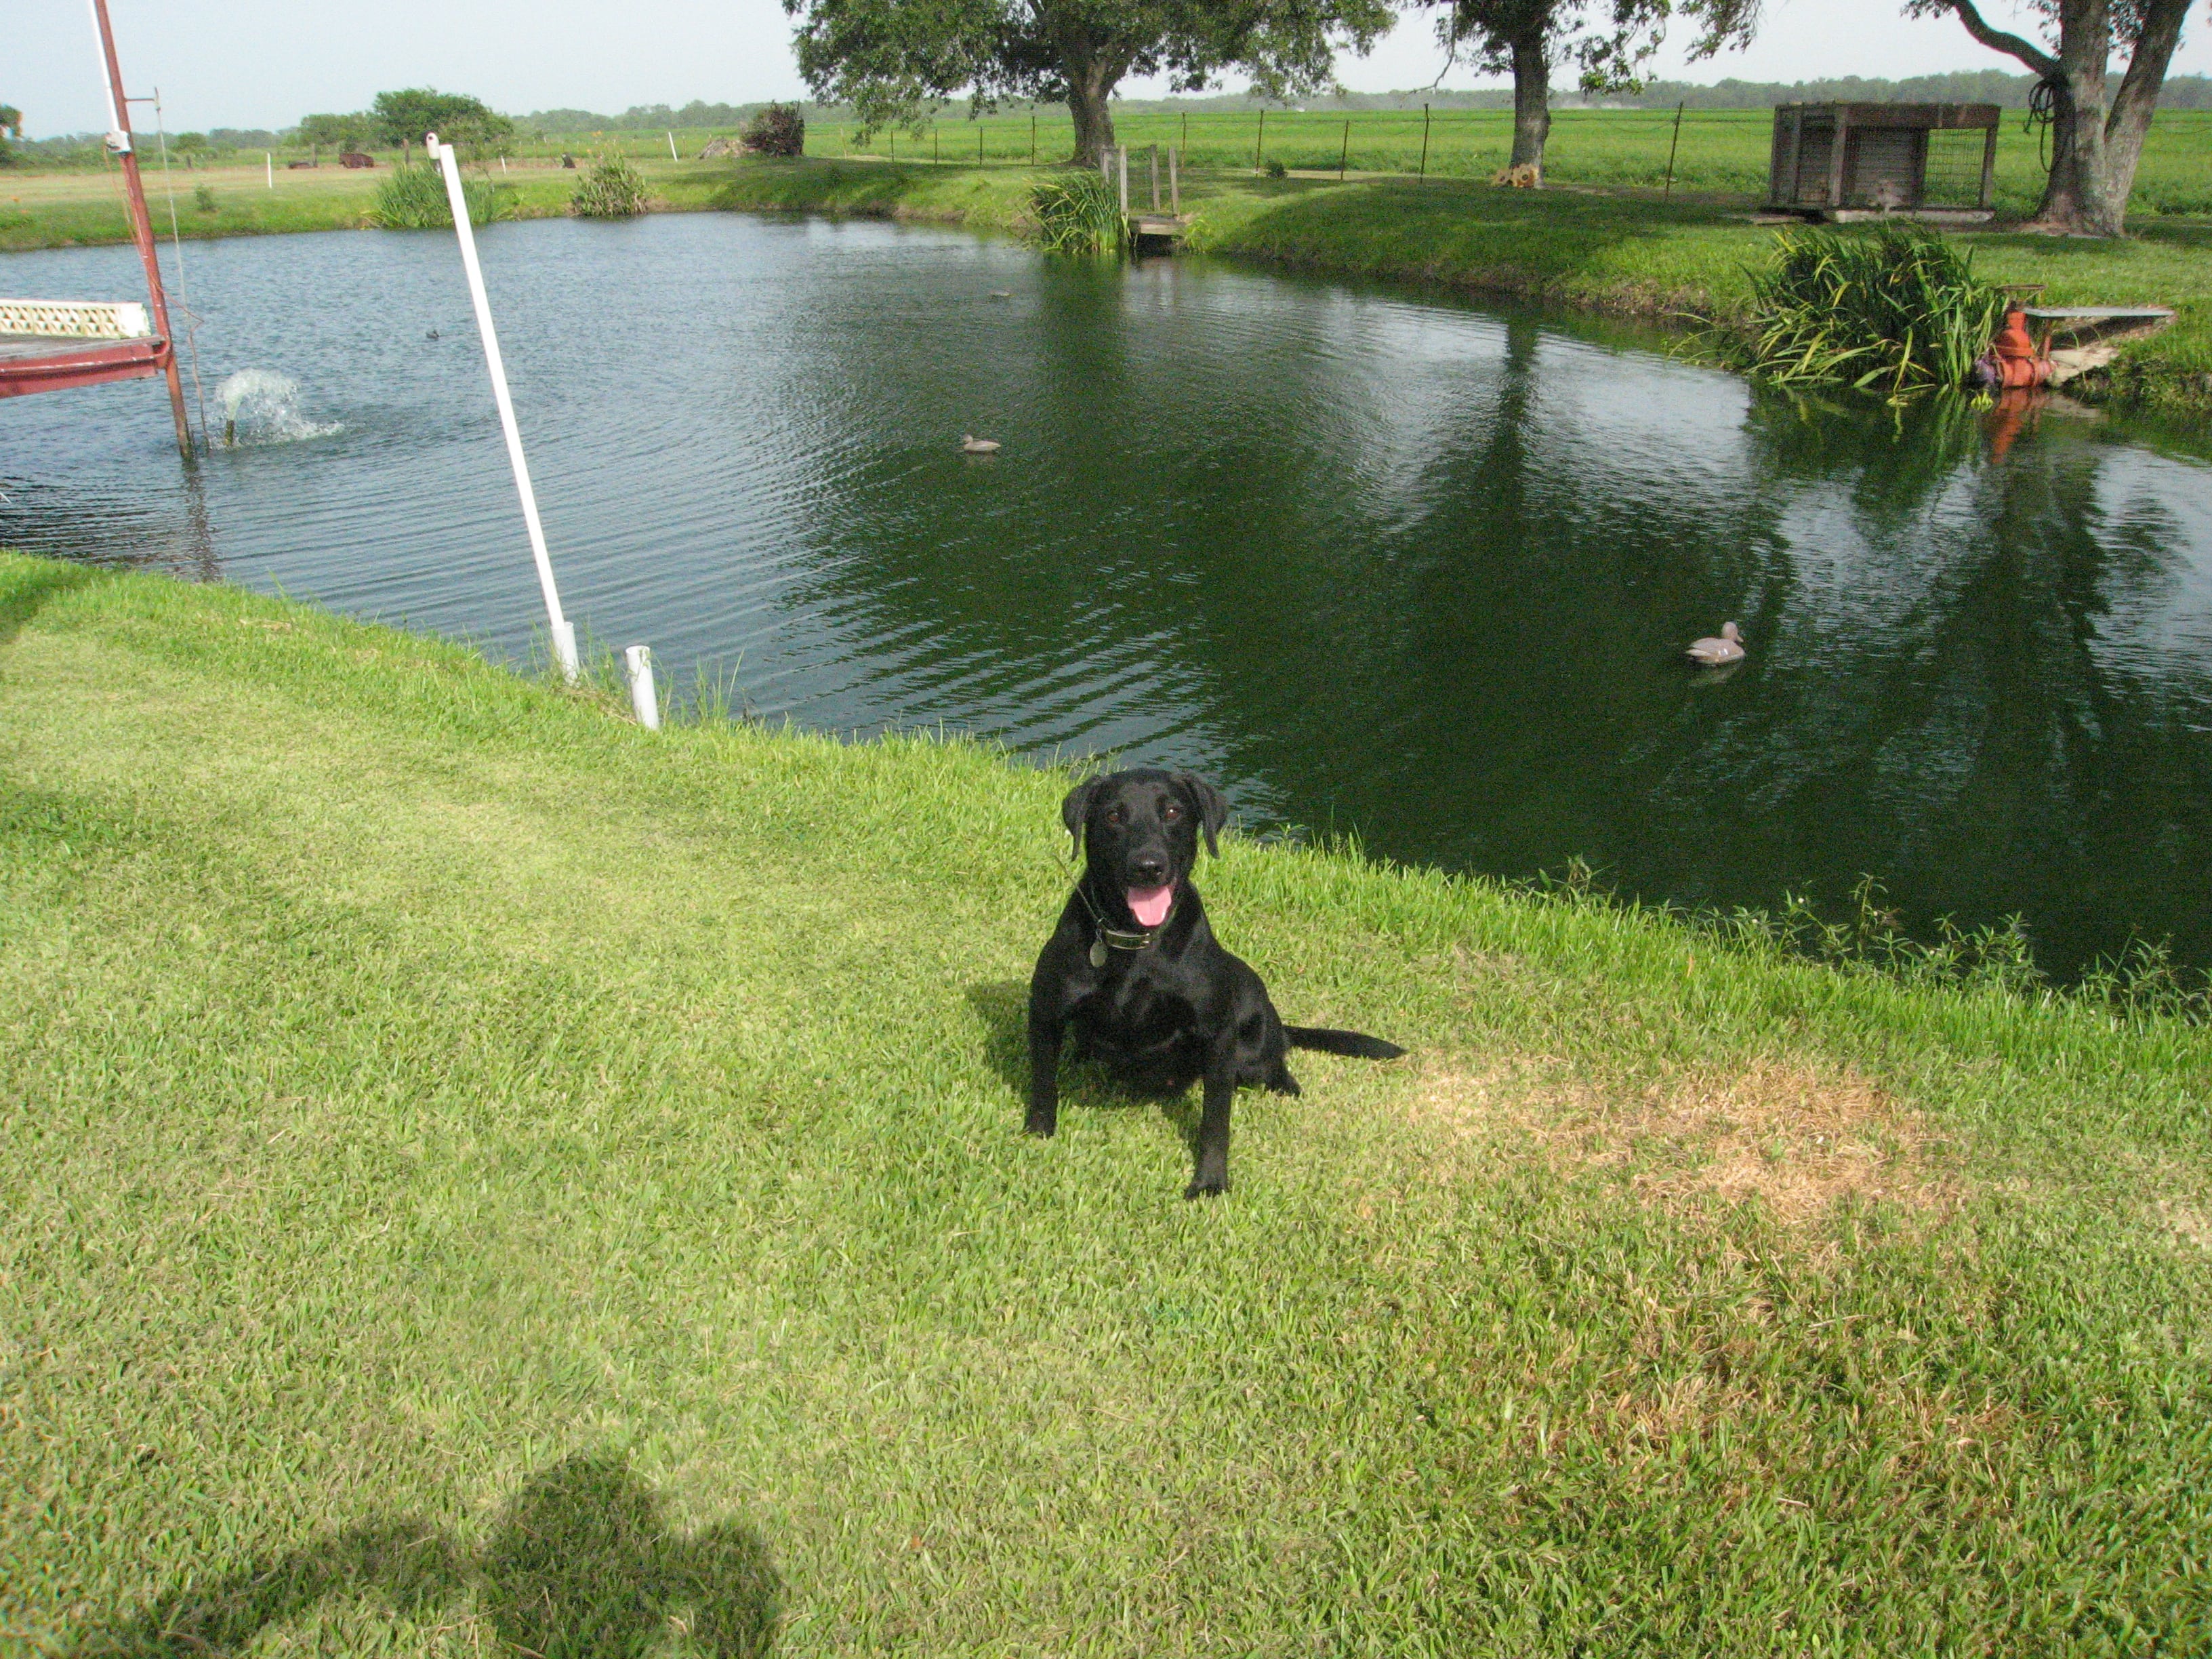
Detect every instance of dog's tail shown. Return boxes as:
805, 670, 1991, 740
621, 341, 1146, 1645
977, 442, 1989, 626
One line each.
1285, 1025, 1406, 1061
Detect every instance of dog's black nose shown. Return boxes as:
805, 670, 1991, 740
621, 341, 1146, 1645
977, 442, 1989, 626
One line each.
1130, 853, 1168, 884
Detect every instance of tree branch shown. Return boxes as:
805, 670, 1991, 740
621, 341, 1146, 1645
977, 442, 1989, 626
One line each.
1929, 0, 2060, 80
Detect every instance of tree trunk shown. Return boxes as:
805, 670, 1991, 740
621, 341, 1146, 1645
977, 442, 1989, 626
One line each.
1940, 0, 2188, 236
1507, 29, 1551, 176
1063, 54, 1120, 165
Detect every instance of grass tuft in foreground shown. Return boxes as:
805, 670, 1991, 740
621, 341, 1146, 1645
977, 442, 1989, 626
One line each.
3, 550, 2211, 1653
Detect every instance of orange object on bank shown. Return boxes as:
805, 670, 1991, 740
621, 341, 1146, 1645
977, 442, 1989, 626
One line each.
1989, 308, 2053, 390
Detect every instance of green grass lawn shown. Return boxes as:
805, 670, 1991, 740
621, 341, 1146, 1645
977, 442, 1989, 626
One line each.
5, 551, 2212, 1654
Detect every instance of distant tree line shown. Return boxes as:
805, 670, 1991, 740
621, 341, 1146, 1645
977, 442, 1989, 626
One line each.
3, 71, 2205, 169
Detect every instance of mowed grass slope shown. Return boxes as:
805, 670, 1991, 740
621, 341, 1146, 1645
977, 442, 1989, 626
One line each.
4, 552, 2212, 1654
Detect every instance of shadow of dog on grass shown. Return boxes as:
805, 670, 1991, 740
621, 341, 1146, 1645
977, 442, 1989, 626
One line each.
68, 1452, 779, 1658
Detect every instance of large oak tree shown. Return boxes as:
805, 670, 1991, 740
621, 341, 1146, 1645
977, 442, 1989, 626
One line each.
1428, 0, 1759, 180
783, 0, 1395, 164
1906, 0, 2200, 234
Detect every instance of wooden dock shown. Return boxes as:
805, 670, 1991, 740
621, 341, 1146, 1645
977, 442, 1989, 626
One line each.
1108, 145, 1193, 251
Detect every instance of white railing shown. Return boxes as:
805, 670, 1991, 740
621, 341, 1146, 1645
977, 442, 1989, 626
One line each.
0, 298, 154, 340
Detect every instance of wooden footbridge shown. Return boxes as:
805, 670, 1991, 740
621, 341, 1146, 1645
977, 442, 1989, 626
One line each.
1103, 144, 1193, 250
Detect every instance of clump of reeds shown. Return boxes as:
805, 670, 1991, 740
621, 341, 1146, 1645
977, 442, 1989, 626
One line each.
371, 164, 511, 230
1029, 170, 1124, 256
571, 152, 649, 218
1741, 225, 2005, 396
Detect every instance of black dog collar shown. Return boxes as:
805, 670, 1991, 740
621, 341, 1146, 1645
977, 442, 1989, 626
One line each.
1073, 884, 1161, 966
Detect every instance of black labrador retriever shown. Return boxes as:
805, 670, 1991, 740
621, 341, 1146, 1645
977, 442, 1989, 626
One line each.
1026, 768, 1406, 1197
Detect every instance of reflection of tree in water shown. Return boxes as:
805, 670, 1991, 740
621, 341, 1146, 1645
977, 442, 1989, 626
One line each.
777, 288, 2212, 977
1706, 393, 2212, 974
71, 1452, 779, 1656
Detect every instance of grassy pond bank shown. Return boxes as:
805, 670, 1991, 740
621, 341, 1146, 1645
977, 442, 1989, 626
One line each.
4, 551, 2211, 1651
6, 152, 2210, 419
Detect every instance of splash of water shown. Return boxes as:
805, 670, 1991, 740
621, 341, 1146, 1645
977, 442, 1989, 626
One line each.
216, 369, 340, 445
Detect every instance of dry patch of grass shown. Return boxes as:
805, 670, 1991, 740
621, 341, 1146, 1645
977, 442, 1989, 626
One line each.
1416, 1056, 1949, 1223
2156, 1199, 2212, 1249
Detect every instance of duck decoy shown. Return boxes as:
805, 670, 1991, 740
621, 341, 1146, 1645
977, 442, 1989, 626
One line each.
426, 329, 441, 340
961, 434, 1002, 454
1685, 621, 1745, 666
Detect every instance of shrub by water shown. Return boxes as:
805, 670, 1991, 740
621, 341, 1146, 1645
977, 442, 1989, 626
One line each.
1740, 224, 2006, 396
1029, 170, 1124, 255
372, 164, 512, 230
571, 152, 649, 218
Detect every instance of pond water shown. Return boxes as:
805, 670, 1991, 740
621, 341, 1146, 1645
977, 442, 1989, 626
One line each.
7, 212, 2212, 979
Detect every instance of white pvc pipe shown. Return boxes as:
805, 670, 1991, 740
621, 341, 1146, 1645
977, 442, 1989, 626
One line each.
266, 151, 273, 188
623, 644, 660, 729
430, 133, 579, 684
87, 0, 128, 152
666, 130, 678, 162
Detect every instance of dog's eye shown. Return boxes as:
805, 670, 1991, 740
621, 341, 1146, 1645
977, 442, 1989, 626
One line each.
1162, 802, 1182, 821
1105, 807, 1125, 826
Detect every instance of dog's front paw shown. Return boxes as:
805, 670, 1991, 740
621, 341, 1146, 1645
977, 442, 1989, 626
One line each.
1024, 1113, 1057, 1138
1183, 1174, 1227, 1200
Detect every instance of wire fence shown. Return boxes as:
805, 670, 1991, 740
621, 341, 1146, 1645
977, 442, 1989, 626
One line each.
476, 106, 2212, 218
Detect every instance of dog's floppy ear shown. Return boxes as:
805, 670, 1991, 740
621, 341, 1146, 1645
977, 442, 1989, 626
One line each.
1172, 772, 1229, 858
1060, 775, 1103, 860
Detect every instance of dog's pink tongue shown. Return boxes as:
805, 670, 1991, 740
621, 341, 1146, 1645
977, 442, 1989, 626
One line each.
1127, 885, 1173, 928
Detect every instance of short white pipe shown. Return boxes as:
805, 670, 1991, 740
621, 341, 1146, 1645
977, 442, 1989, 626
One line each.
667, 130, 678, 162
266, 152, 274, 188
430, 133, 580, 685
623, 644, 660, 729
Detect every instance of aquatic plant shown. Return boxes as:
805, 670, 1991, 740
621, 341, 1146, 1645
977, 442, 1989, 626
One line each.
1740, 224, 2007, 396
371, 163, 512, 230
1028, 169, 1124, 255
571, 152, 649, 218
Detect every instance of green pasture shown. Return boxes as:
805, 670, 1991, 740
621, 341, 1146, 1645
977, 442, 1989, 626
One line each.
4, 552, 2212, 1653
705, 106, 2212, 217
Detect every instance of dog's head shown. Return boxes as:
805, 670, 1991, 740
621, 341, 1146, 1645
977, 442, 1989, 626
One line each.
1061, 768, 1229, 928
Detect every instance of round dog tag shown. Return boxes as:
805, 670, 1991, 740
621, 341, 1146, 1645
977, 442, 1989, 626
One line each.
1089, 940, 1107, 968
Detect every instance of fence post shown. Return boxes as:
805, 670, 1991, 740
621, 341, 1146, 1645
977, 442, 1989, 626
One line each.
1254, 106, 1265, 173
979, 123, 985, 165
1118, 144, 1128, 211
1030, 110, 1036, 165
1419, 104, 1431, 182
623, 645, 660, 729
1663, 101, 1685, 199
1338, 119, 1350, 181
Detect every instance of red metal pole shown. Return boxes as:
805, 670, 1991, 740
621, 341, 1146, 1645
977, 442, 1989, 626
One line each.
89, 0, 194, 459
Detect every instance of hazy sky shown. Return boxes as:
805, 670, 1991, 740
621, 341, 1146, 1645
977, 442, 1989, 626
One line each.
17, 0, 2211, 137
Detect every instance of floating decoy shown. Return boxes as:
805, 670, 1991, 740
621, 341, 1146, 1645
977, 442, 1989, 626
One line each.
961, 434, 1002, 454
425, 329, 440, 340
1685, 621, 1745, 666
988, 290, 1012, 300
